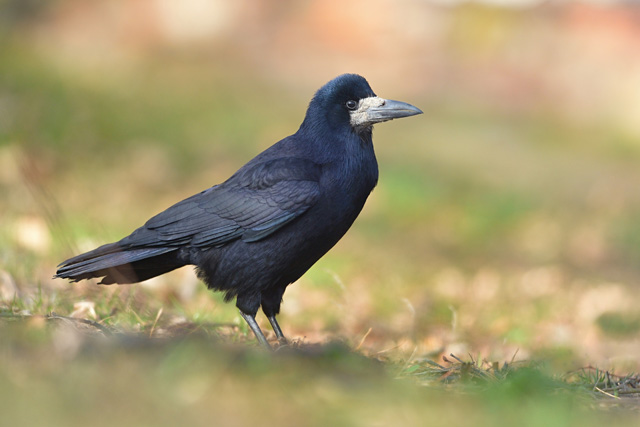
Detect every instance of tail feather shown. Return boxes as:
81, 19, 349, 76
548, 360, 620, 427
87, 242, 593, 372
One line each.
56, 242, 124, 267
55, 242, 185, 284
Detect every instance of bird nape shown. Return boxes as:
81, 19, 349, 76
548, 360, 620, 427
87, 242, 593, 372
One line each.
55, 74, 422, 349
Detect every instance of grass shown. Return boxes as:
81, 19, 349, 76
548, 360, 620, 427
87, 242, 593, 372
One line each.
3, 33, 640, 425
1, 314, 639, 427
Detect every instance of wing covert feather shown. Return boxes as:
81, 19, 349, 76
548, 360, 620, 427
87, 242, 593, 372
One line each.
132, 158, 321, 248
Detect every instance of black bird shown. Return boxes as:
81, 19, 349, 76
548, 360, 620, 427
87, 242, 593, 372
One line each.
55, 74, 422, 348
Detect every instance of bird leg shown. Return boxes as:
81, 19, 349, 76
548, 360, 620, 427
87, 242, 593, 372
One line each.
239, 310, 271, 350
267, 315, 288, 343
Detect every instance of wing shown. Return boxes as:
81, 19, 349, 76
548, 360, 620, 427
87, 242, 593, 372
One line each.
119, 157, 322, 249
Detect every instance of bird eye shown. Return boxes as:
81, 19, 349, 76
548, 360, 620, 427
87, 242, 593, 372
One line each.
345, 100, 358, 110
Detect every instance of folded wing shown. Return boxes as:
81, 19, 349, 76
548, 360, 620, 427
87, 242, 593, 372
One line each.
55, 157, 322, 283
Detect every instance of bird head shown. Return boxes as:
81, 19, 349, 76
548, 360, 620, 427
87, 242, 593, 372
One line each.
302, 74, 422, 135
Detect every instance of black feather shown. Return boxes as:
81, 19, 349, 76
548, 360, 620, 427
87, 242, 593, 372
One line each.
54, 74, 421, 345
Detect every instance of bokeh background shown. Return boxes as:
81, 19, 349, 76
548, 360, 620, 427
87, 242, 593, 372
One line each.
3, 0, 640, 371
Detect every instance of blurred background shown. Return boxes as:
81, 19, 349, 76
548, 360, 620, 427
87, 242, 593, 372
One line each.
2, 0, 640, 369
